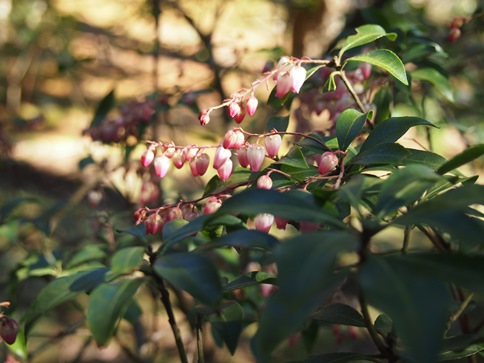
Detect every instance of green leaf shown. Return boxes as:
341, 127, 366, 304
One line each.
0, 197, 37, 222
154, 252, 222, 305
90, 89, 115, 128
203, 169, 252, 197
403, 149, 446, 170
266, 115, 290, 133
411, 68, 454, 102
198, 229, 279, 251
437, 144, 484, 175
323, 71, 338, 92
375, 164, 442, 217
66, 245, 107, 269
117, 223, 148, 244
162, 218, 189, 241
374, 314, 393, 338
110, 247, 145, 275
338, 24, 397, 57
312, 303, 366, 327
277, 146, 310, 170
336, 109, 370, 151
210, 301, 245, 355
439, 336, 484, 360
346, 49, 408, 85
359, 255, 451, 363
211, 189, 345, 228
360, 117, 436, 153
6, 330, 27, 359
87, 278, 143, 346
78, 155, 95, 170
252, 231, 358, 361
25, 267, 109, 335
223, 271, 276, 292
349, 143, 409, 165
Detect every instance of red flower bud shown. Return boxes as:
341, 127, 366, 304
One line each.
318, 152, 339, 175
0, 317, 19, 345
145, 213, 163, 235
199, 110, 210, 126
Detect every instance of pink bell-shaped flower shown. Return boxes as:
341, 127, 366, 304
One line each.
195, 153, 210, 176
199, 110, 210, 126
141, 148, 155, 167
213, 146, 232, 170
254, 213, 274, 233
290, 65, 307, 93
257, 175, 272, 190
237, 145, 250, 168
145, 213, 163, 235
275, 72, 292, 98
172, 150, 186, 169
246, 95, 258, 116
202, 197, 222, 215
264, 133, 282, 158
217, 158, 233, 181
154, 154, 170, 178
247, 144, 265, 172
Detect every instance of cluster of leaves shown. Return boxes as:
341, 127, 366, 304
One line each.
2, 22, 484, 363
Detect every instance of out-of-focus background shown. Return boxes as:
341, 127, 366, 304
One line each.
0, 0, 482, 362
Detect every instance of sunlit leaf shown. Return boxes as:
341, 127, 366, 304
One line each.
110, 247, 145, 275
437, 144, 484, 175
338, 24, 397, 57
336, 109, 370, 151
347, 49, 408, 85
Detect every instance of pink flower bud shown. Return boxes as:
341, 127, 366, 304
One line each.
154, 154, 170, 178
290, 65, 307, 93
172, 150, 186, 169
141, 148, 155, 167
318, 152, 339, 175
247, 144, 265, 172
0, 317, 19, 345
237, 145, 250, 168
145, 213, 163, 235
199, 110, 210, 126
223, 129, 237, 149
195, 153, 210, 176
254, 213, 274, 233
234, 104, 246, 124
167, 207, 183, 221
202, 197, 222, 215
213, 146, 232, 170
264, 133, 282, 158
164, 143, 176, 158
246, 95, 258, 116
274, 56, 291, 80
275, 72, 292, 98
189, 158, 199, 176
184, 147, 198, 161
257, 175, 272, 189
233, 129, 245, 149
275, 216, 288, 230
228, 102, 241, 118
217, 158, 233, 181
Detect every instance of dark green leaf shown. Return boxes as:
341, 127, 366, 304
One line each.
154, 252, 222, 305
66, 245, 107, 269
289, 352, 378, 363
349, 143, 409, 165
360, 255, 451, 363
375, 164, 442, 217
336, 109, 369, 151
403, 149, 446, 170
110, 247, 145, 275
374, 314, 393, 338
276, 145, 310, 170
360, 117, 436, 153
90, 89, 115, 128
312, 303, 366, 327
198, 229, 279, 251
162, 219, 189, 241
437, 144, 484, 175
78, 156, 95, 170
211, 189, 345, 228
439, 335, 484, 360
411, 68, 454, 102
25, 268, 109, 335
223, 271, 276, 292
203, 169, 252, 197
266, 115, 290, 133
252, 231, 358, 361
117, 223, 148, 244
87, 278, 143, 346
0, 197, 37, 221
347, 49, 408, 85
338, 25, 397, 57
323, 71, 338, 92
210, 301, 245, 355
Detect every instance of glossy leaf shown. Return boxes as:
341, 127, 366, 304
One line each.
266, 115, 290, 133
66, 245, 107, 269
360, 255, 451, 363
411, 68, 454, 102
223, 271, 276, 292
110, 247, 145, 275
360, 117, 436, 153
211, 188, 345, 228
375, 164, 442, 216
154, 252, 222, 305
25, 267, 109, 335
210, 301, 245, 355
347, 49, 408, 85
403, 149, 446, 170
336, 109, 369, 151
312, 303, 366, 327
117, 223, 148, 244
252, 231, 358, 361
90, 89, 115, 128
338, 24, 397, 57
198, 229, 279, 251
349, 143, 409, 165
437, 144, 484, 175
439, 336, 484, 360
87, 278, 143, 346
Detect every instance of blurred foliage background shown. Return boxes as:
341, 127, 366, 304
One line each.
0, 0, 482, 362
